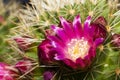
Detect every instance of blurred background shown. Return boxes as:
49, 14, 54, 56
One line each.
3, 0, 30, 5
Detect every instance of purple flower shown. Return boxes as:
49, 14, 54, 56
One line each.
90, 16, 107, 40
0, 62, 17, 80
15, 59, 32, 74
38, 15, 104, 69
112, 34, 120, 49
43, 71, 54, 80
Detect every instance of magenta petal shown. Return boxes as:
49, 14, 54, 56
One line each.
84, 55, 91, 66
56, 29, 69, 42
88, 47, 96, 58
73, 15, 83, 38
63, 59, 77, 69
48, 36, 65, 47
83, 16, 93, 41
51, 25, 69, 42
84, 16, 91, 31
76, 58, 85, 68
52, 48, 66, 60
54, 53, 65, 60
59, 16, 74, 38
94, 38, 104, 47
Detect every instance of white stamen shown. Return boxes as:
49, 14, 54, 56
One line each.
67, 37, 90, 61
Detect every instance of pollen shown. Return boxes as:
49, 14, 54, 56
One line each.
67, 37, 90, 61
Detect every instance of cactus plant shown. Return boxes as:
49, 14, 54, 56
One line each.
1, 0, 120, 80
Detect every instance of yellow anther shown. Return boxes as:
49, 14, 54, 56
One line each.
99, 45, 104, 51
106, 25, 111, 32
73, 43, 79, 54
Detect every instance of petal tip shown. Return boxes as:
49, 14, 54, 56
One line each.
59, 16, 64, 21
73, 15, 81, 26
50, 25, 56, 30
76, 15, 80, 19
84, 16, 91, 27
94, 38, 104, 47
87, 16, 91, 20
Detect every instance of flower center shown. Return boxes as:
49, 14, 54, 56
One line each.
67, 37, 90, 61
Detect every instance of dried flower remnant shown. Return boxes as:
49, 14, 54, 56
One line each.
14, 36, 37, 51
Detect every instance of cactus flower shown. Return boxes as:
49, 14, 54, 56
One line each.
38, 15, 104, 69
0, 62, 17, 80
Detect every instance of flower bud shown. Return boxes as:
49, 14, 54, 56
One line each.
15, 59, 32, 74
38, 39, 56, 65
43, 71, 54, 80
91, 16, 107, 40
112, 34, 120, 49
0, 62, 18, 80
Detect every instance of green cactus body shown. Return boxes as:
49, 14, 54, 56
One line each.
2, 0, 120, 80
